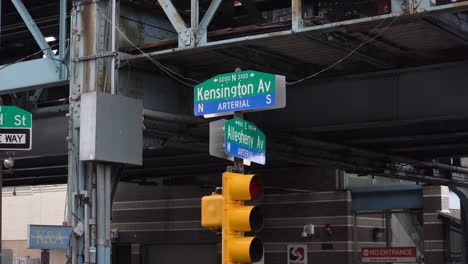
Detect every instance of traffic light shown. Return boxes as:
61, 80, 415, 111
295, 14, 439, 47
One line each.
201, 193, 223, 230
223, 172, 264, 264
201, 172, 264, 264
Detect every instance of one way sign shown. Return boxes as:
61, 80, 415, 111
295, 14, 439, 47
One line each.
288, 244, 307, 264
0, 106, 32, 151
0, 129, 31, 150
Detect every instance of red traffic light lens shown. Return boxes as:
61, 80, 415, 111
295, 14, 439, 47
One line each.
249, 176, 263, 200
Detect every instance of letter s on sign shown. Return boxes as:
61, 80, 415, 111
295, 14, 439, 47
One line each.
266, 94, 272, 104
14, 115, 22, 126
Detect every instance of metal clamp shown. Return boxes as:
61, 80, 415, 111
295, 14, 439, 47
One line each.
73, 52, 117, 63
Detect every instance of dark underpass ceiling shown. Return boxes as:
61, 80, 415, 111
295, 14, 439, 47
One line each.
4, 1, 468, 187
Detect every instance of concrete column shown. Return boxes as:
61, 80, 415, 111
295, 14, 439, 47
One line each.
422, 186, 449, 264
452, 187, 468, 264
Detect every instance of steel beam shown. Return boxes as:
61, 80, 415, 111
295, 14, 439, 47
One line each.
0, 58, 66, 93
59, 0, 67, 78
301, 33, 396, 69
10, 0, 55, 59
191, 0, 199, 47
0, 0, 2, 47
423, 13, 468, 46
157, 0, 191, 47
195, 0, 222, 45
292, 0, 303, 32
123, 1, 468, 62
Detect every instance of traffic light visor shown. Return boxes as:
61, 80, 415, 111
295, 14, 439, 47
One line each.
229, 237, 263, 263
225, 172, 263, 200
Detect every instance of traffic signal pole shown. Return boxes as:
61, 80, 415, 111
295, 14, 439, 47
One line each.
224, 110, 244, 264
201, 67, 268, 264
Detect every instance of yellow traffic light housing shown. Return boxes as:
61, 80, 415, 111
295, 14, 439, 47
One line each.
200, 172, 264, 264
223, 172, 264, 263
201, 194, 223, 229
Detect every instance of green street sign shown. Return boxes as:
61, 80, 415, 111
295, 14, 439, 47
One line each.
225, 118, 266, 165
0, 106, 32, 128
194, 70, 286, 117
0, 106, 32, 150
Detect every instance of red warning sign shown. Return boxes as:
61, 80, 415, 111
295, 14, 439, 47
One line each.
361, 247, 417, 263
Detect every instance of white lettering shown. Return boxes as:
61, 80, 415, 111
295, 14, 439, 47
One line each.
258, 80, 265, 93
265, 81, 271, 92
14, 115, 22, 126
197, 88, 204, 101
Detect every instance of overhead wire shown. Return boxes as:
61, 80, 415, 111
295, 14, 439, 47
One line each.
0, 41, 71, 80
287, 14, 401, 86
95, 5, 200, 87
0, 43, 60, 70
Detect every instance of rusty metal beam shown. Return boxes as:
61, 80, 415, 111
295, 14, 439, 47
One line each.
195, 0, 222, 45
157, 0, 191, 47
292, 0, 303, 31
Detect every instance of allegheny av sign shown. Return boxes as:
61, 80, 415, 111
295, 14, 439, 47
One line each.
225, 118, 266, 165
194, 70, 286, 116
0, 106, 32, 150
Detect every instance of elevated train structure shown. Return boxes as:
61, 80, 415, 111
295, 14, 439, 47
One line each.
2, 0, 468, 263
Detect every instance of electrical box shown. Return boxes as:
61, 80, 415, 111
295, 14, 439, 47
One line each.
80, 92, 143, 165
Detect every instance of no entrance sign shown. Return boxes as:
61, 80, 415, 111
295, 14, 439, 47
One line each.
0, 106, 32, 150
361, 247, 417, 263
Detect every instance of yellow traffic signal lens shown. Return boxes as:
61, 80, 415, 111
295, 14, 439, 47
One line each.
229, 237, 263, 263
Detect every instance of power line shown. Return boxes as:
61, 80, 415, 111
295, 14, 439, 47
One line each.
95, 5, 200, 87
287, 15, 401, 86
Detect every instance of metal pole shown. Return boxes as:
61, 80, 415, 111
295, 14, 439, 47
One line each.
0, 154, 3, 264
96, 164, 105, 264
191, 0, 198, 47
232, 68, 244, 172
59, 0, 67, 69
110, 0, 117, 95
104, 165, 111, 264
0, 0, 2, 48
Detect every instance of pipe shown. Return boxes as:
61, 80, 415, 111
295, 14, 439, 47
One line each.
59, 0, 67, 79
104, 165, 112, 252
91, 164, 97, 264
84, 201, 90, 264
110, 0, 117, 95
96, 164, 105, 264
143, 108, 207, 125
275, 133, 468, 174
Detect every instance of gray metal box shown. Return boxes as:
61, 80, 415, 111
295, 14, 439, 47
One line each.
80, 92, 143, 165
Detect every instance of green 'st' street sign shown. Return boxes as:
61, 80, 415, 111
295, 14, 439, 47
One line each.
0, 106, 32, 150
0, 106, 32, 128
225, 118, 266, 165
194, 70, 286, 117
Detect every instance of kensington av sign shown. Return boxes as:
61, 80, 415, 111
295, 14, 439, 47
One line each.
194, 70, 286, 117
